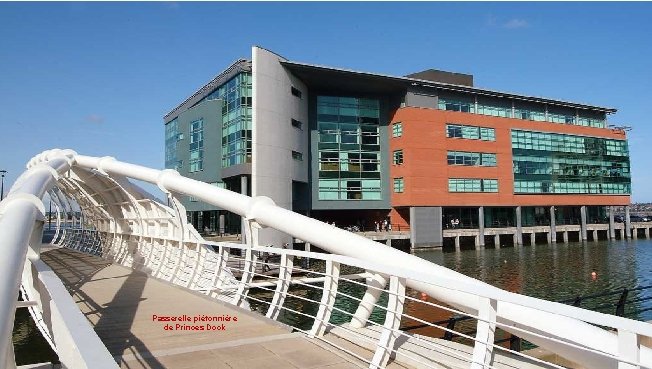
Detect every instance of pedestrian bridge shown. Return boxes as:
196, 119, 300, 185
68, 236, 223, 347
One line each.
3, 149, 652, 369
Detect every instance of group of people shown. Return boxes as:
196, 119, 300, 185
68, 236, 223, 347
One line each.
450, 218, 460, 228
374, 219, 392, 232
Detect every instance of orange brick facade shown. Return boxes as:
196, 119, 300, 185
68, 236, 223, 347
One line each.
388, 107, 630, 217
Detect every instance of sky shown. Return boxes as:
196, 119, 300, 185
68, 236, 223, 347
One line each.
1, 2, 651, 201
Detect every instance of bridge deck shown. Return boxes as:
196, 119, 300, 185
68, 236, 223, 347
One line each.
41, 247, 364, 369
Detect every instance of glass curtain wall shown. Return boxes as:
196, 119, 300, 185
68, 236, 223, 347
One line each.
205, 73, 253, 167
512, 130, 631, 194
164, 118, 181, 170
317, 96, 382, 200
438, 96, 607, 128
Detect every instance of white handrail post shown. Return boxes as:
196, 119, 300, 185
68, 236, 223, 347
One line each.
618, 329, 640, 369
370, 275, 406, 368
350, 272, 387, 328
232, 219, 258, 307
470, 296, 497, 369
266, 253, 294, 320
310, 259, 340, 337
209, 244, 230, 298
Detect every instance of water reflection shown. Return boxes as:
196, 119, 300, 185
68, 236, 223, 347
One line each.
417, 239, 652, 321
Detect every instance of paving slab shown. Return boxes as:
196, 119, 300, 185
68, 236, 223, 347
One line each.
41, 247, 364, 369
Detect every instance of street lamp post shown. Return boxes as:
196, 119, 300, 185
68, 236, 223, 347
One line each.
0, 170, 6, 201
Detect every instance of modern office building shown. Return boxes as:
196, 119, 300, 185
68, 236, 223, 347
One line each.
164, 46, 631, 249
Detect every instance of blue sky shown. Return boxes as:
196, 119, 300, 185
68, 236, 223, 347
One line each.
1, 2, 651, 201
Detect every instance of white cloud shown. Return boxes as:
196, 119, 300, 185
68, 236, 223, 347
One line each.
85, 114, 104, 124
503, 19, 529, 29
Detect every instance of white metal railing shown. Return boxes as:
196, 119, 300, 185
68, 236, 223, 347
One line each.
2, 149, 652, 369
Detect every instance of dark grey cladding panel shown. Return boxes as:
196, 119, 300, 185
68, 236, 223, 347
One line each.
175, 99, 223, 212
221, 163, 251, 178
410, 207, 443, 248
406, 92, 438, 109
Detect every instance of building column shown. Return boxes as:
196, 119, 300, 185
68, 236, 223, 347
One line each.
563, 231, 569, 243
478, 206, 485, 247
530, 233, 536, 246
608, 206, 615, 240
550, 206, 557, 243
645, 228, 650, 239
494, 234, 500, 248
219, 214, 225, 236
593, 230, 598, 241
580, 205, 588, 241
625, 206, 631, 239
454, 236, 461, 251
515, 206, 523, 245
410, 207, 443, 249
386, 238, 392, 247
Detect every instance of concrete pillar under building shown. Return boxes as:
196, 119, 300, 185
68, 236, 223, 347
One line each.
515, 206, 523, 245
410, 206, 443, 249
513, 233, 518, 246
563, 231, 569, 243
494, 234, 500, 248
625, 206, 632, 239
454, 236, 461, 251
241, 175, 248, 245
619, 228, 625, 240
580, 205, 588, 241
474, 234, 482, 249
633, 228, 638, 239
593, 230, 598, 241
608, 206, 615, 240
646, 228, 650, 239
386, 238, 392, 247
219, 214, 225, 236
550, 206, 557, 243
530, 233, 536, 246
478, 206, 485, 247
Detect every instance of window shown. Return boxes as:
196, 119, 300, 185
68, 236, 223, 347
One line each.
392, 122, 403, 138
448, 178, 498, 193
165, 118, 179, 169
476, 104, 511, 118
438, 98, 474, 113
208, 72, 252, 168
291, 119, 303, 130
291, 86, 302, 98
189, 119, 204, 172
393, 150, 403, 165
291, 150, 303, 161
393, 178, 404, 193
446, 124, 495, 141
447, 151, 496, 167
189, 196, 198, 202
317, 96, 382, 201
511, 129, 631, 194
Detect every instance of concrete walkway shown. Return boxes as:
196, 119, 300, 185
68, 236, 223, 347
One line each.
41, 248, 364, 369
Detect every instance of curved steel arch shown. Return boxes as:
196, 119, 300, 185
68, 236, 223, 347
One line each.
1, 149, 650, 369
